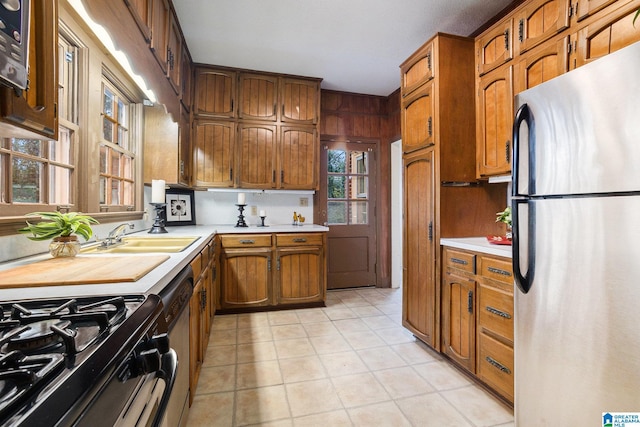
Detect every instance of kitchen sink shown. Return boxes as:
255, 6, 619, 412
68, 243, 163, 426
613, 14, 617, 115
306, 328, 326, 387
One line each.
81, 236, 200, 254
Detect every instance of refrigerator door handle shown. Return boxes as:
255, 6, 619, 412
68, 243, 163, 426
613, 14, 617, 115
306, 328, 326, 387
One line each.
512, 103, 536, 197
512, 198, 536, 293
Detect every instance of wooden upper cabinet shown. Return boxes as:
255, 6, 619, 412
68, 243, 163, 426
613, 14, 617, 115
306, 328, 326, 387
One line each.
476, 65, 513, 178
193, 68, 236, 118
574, 0, 640, 68
514, 35, 569, 93
166, 13, 182, 95
193, 120, 236, 187
575, 0, 620, 20
514, 0, 570, 55
181, 46, 193, 111
125, 0, 152, 42
279, 126, 318, 189
238, 73, 278, 121
150, 0, 170, 74
237, 123, 277, 189
401, 82, 435, 153
476, 18, 514, 76
400, 40, 435, 97
0, 0, 58, 139
280, 78, 320, 124
179, 106, 192, 185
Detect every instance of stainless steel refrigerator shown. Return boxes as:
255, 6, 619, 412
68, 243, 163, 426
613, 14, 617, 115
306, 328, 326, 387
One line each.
511, 41, 640, 426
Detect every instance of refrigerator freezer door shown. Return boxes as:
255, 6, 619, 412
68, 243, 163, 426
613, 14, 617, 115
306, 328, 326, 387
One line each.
513, 41, 640, 197
515, 195, 640, 426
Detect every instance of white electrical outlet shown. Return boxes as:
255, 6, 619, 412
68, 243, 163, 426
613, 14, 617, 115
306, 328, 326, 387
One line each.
299, 197, 309, 207
251, 205, 257, 215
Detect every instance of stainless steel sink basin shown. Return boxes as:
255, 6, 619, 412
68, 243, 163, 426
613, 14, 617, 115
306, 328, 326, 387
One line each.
81, 236, 200, 253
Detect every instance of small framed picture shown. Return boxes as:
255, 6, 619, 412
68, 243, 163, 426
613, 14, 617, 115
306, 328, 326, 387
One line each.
165, 188, 196, 226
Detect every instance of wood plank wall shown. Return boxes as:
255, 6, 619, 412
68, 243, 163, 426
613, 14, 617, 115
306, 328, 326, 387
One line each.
318, 89, 401, 288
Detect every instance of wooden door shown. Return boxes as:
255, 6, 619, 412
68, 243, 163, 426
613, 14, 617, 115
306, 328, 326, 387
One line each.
189, 278, 203, 404
575, 0, 619, 20
574, 1, 640, 68
442, 270, 476, 373
276, 246, 324, 304
0, 0, 58, 139
402, 148, 436, 348
514, 0, 570, 55
180, 46, 192, 111
401, 82, 435, 153
166, 13, 182, 95
319, 140, 378, 289
280, 78, 319, 124
476, 18, 514, 76
514, 35, 569, 93
125, 0, 152, 41
279, 126, 318, 190
178, 106, 191, 185
476, 64, 513, 178
238, 73, 278, 121
220, 248, 272, 308
193, 68, 236, 118
193, 120, 236, 187
238, 123, 277, 189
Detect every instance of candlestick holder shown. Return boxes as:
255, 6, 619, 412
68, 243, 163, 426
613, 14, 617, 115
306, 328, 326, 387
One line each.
258, 216, 268, 227
149, 203, 168, 234
235, 204, 248, 227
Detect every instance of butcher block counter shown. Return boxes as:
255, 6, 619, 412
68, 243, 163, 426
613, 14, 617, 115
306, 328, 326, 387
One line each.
0, 224, 328, 301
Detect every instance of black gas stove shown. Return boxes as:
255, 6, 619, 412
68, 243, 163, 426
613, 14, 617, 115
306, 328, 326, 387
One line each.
0, 293, 176, 427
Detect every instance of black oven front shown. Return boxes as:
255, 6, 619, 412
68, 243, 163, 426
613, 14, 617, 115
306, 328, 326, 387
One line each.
0, 294, 177, 427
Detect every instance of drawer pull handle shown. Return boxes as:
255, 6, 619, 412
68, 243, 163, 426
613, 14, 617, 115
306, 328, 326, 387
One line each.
487, 266, 512, 277
239, 239, 255, 244
451, 257, 468, 265
293, 238, 307, 243
485, 356, 511, 375
486, 306, 512, 319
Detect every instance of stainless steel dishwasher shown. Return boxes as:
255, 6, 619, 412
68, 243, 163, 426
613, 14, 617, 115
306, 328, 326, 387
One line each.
159, 265, 193, 427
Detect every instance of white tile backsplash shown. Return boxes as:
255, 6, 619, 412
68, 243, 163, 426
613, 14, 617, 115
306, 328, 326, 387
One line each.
195, 190, 315, 226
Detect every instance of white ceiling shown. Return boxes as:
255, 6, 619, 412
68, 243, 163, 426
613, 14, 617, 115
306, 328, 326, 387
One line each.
173, 0, 514, 97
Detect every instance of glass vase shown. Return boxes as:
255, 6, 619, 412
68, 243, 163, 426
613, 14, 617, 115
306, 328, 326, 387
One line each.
49, 236, 81, 258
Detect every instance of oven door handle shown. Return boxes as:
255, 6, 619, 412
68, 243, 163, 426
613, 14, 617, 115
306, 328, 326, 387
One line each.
151, 348, 178, 427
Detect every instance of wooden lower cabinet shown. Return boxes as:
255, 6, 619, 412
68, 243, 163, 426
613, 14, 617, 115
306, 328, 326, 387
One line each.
441, 246, 514, 404
189, 236, 215, 405
218, 232, 326, 311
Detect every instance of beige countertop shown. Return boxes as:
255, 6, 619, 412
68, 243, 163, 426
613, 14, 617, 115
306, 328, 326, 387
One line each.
0, 224, 329, 301
440, 237, 512, 258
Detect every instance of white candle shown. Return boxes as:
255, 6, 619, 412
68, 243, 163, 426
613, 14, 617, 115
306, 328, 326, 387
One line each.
259, 210, 266, 217
151, 179, 166, 203
237, 193, 245, 205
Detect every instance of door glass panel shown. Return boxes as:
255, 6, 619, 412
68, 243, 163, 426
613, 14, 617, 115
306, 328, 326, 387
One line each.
328, 201, 347, 224
326, 148, 370, 225
350, 201, 368, 224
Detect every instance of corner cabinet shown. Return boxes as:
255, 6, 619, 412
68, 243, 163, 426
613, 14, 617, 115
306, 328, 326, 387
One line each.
0, 0, 58, 139
192, 65, 321, 190
218, 232, 326, 311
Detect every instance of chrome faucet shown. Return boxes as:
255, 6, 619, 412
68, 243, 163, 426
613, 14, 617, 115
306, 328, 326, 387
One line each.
102, 222, 134, 247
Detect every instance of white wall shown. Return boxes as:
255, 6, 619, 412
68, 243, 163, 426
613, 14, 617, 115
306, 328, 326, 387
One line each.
391, 140, 403, 289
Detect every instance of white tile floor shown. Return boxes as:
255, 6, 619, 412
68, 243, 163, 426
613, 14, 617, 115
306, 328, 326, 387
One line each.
186, 287, 514, 427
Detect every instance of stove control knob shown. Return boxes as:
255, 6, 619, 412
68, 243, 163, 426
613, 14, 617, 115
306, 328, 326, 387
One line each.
134, 349, 161, 375
148, 333, 170, 354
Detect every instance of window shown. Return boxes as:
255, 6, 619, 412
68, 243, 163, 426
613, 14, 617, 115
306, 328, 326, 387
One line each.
327, 149, 370, 225
99, 76, 137, 210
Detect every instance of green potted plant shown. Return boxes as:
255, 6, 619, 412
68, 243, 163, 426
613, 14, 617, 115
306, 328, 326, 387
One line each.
18, 212, 99, 258
495, 206, 512, 239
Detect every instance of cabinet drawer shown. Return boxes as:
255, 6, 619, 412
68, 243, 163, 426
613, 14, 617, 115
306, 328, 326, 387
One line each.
221, 234, 272, 248
443, 248, 476, 273
276, 233, 323, 247
479, 256, 513, 284
478, 283, 514, 342
477, 333, 514, 402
